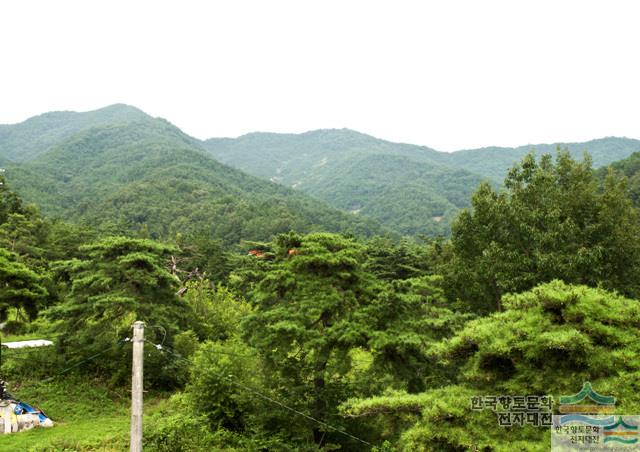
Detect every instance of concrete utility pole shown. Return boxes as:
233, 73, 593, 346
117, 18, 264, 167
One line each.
130, 321, 144, 452
2, 401, 11, 434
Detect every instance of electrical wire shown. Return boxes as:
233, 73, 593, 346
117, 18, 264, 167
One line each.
147, 341, 373, 447
144, 340, 254, 359
2, 330, 375, 446
145, 325, 167, 346
41, 338, 130, 383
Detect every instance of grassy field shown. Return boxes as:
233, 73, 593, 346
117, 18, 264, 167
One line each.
0, 376, 165, 451
0, 327, 151, 450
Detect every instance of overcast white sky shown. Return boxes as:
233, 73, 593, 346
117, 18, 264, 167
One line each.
1, 1, 638, 151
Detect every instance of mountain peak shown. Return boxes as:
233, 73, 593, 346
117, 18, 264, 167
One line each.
0, 104, 152, 162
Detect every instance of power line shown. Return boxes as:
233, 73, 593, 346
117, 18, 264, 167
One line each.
145, 325, 167, 346
148, 341, 373, 447
226, 377, 373, 447
144, 340, 254, 359
41, 338, 130, 383
4, 332, 374, 447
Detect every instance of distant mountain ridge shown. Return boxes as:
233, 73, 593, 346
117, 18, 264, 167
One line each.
2, 104, 639, 239
203, 129, 482, 235
0, 104, 150, 162
446, 136, 640, 180
203, 128, 640, 235
0, 107, 385, 244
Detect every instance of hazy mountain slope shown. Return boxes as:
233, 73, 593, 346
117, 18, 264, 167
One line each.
0, 104, 151, 162
204, 128, 446, 186
304, 153, 483, 235
203, 130, 640, 236
5, 118, 385, 244
447, 137, 640, 180
595, 151, 640, 206
203, 129, 482, 235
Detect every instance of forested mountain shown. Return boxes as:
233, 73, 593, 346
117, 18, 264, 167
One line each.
302, 153, 482, 235
2, 108, 640, 450
1, 116, 385, 244
204, 129, 483, 235
203, 130, 639, 235
203, 129, 445, 184
596, 151, 640, 205
0, 104, 150, 162
450, 136, 640, 180
3, 106, 638, 240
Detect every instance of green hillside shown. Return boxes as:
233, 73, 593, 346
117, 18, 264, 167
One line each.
204, 129, 445, 185
203, 129, 482, 235
447, 137, 640, 180
4, 118, 384, 244
303, 153, 482, 235
596, 151, 640, 205
0, 104, 150, 162
203, 130, 640, 236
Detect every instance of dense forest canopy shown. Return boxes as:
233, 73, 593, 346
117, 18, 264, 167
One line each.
0, 104, 150, 162
1, 106, 640, 450
203, 128, 640, 236
1, 115, 385, 244
3, 105, 638, 240
596, 151, 640, 206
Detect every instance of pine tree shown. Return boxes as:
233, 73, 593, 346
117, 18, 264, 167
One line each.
0, 248, 48, 322
243, 232, 377, 446
47, 236, 190, 384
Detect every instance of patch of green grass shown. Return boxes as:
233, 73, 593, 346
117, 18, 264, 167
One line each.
1, 332, 50, 343
0, 377, 165, 451
0, 414, 130, 451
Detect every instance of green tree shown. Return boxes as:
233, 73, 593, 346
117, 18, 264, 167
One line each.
595, 151, 640, 205
364, 236, 432, 281
446, 150, 640, 313
0, 173, 25, 226
47, 236, 190, 386
0, 248, 48, 322
242, 232, 378, 447
361, 275, 469, 394
174, 232, 232, 284
342, 281, 640, 451
0, 207, 48, 265
238, 232, 463, 448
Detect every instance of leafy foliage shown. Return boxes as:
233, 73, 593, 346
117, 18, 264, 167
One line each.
0, 248, 48, 322
445, 151, 640, 313
242, 232, 378, 446
46, 236, 190, 386
342, 281, 640, 451
596, 151, 640, 205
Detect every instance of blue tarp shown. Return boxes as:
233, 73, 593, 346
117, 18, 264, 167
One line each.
13, 401, 50, 424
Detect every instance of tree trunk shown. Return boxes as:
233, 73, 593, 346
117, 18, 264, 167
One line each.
312, 354, 328, 445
